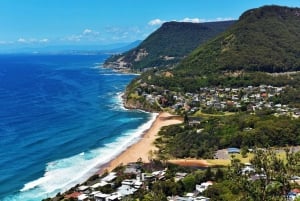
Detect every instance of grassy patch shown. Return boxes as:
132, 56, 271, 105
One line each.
231, 153, 255, 163
194, 111, 235, 117
207, 159, 231, 166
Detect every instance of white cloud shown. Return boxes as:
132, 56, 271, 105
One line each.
148, 19, 165, 26
40, 38, 49, 43
17, 38, 49, 44
63, 29, 102, 42
181, 17, 204, 23
83, 29, 92, 35
18, 38, 27, 43
83, 29, 99, 36
149, 17, 235, 25
215, 17, 235, 21
105, 26, 122, 34
65, 35, 82, 42
181, 17, 235, 23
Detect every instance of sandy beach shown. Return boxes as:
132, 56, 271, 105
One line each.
99, 112, 183, 173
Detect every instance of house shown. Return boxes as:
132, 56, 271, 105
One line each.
227, 147, 240, 154
95, 192, 120, 201
116, 179, 142, 197
107, 193, 120, 201
194, 196, 210, 201
91, 181, 108, 189
124, 163, 140, 174
175, 172, 188, 182
168, 194, 210, 200
152, 170, 166, 180
117, 184, 138, 197
89, 191, 100, 198
225, 88, 231, 92
249, 173, 267, 181
78, 185, 89, 192
188, 117, 201, 126
241, 166, 255, 175
95, 192, 110, 201
290, 176, 300, 184
78, 194, 89, 201
293, 111, 300, 118
196, 181, 213, 193
141, 172, 154, 181
101, 172, 117, 183
64, 191, 81, 199
287, 188, 300, 200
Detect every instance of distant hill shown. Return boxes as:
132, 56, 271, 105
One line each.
176, 5, 300, 76
109, 40, 142, 53
104, 21, 235, 71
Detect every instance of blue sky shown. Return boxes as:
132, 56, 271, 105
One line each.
0, 0, 299, 49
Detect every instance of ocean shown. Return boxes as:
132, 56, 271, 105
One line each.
0, 54, 154, 201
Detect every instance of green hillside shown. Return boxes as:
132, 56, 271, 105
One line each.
176, 5, 300, 75
104, 21, 235, 71
133, 5, 300, 92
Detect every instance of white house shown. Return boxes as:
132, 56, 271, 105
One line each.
196, 181, 213, 193
101, 172, 117, 183
95, 192, 120, 201
94, 192, 110, 201
78, 194, 89, 201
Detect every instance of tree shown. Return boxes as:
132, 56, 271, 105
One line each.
228, 148, 299, 201
142, 191, 167, 201
182, 174, 196, 192
184, 112, 189, 125
215, 168, 224, 181
204, 167, 214, 181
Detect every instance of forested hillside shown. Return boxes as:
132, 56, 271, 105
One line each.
175, 5, 300, 75
104, 21, 235, 71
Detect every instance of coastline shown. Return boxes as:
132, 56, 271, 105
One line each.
98, 112, 183, 174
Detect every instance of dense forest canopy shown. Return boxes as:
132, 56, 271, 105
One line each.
176, 5, 300, 75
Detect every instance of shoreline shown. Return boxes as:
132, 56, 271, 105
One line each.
97, 112, 183, 174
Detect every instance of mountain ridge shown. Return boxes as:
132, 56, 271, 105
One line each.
176, 5, 300, 76
104, 20, 235, 71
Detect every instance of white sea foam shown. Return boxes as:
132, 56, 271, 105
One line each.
106, 91, 129, 111
8, 112, 158, 201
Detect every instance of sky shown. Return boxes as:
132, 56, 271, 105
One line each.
0, 0, 299, 50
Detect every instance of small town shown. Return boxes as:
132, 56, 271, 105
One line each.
135, 82, 300, 117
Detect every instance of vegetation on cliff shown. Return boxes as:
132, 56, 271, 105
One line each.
104, 20, 235, 71
176, 5, 300, 74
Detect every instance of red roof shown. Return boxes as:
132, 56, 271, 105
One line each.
291, 188, 300, 193
261, 93, 268, 97
65, 191, 81, 199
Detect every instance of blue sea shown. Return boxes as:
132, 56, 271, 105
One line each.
0, 54, 155, 201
